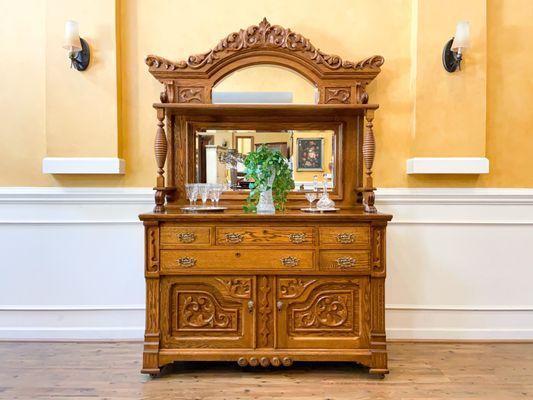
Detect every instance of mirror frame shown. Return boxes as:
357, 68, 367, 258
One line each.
186, 121, 344, 202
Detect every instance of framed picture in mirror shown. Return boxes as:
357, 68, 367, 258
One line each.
297, 138, 324, 171
255, 142, 289, 158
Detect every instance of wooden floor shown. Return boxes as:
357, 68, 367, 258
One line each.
0, 342, 532, 399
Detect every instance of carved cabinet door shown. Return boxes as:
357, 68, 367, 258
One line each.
276, 277, 370, 349
160, 276, 254, 348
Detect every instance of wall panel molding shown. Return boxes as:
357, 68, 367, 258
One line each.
1, 187, 532, 340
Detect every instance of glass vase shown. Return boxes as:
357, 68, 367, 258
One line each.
256, 188, 276, 214
256, 170, 276, 214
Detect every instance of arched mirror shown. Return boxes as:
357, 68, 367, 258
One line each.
212, 65, 318, 104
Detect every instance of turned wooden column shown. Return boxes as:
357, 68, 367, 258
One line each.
154, 107, 167, 213
362, 110, 377, 213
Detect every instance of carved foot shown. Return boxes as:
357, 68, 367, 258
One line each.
142, 368, 161, 378
369, 368, 389, 378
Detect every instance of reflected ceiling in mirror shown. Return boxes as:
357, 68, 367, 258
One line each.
212, 65, 318, 104
195, 129, 336, 192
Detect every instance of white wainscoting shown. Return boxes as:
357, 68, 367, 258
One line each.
1, 187, 532, 340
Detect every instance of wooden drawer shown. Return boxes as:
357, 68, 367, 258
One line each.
160, 226, 211, 245
161, 249, 315, 272
319, 226, 370, 247
216, 227, 314, 246
319, 250, 370, 272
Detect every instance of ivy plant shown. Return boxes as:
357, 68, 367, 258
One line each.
243, 145, 295, 213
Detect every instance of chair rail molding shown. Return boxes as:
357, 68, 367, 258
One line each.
1, 186, 532, 340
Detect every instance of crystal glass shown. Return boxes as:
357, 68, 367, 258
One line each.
198, 184, 209, 208
305, 192, 317, 208
185, 183, 198, 207
210, 184, 224, 207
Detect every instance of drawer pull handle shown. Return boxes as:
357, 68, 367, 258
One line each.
336, 233, 355, 244
247, 300, 254, 313
289, 232, 307, 244
225, 233, 244, 244
177, 232, 196, 243
335, 256, 356, 268
276, 301, 283, 311
281, 256, 300, 267
176, 256, 196, 268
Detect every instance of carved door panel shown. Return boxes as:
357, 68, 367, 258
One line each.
276, 277, 370, 349
160, 276, 254, 348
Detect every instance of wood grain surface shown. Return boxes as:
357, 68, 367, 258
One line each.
0, 341, 531, 399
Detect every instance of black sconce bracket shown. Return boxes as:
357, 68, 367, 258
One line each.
69, 37, 90, 71
442, 37, 463, 73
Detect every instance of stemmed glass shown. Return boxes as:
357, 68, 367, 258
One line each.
305, 192, 317, 209
198, 184, 209, 208
185, 183, 198, 208
209, 184, 224, 207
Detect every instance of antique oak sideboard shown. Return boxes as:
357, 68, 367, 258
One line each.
140, 19, 392, 377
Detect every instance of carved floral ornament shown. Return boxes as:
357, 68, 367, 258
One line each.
145, 18, 384, 77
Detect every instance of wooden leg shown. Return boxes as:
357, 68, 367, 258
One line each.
370, 277, 388, 375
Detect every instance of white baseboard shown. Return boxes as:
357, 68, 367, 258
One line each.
1, 187, 533, 340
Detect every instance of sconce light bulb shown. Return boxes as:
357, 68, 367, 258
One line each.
451, 21, 470, 52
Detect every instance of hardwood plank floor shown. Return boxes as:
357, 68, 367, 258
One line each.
0, 342, 532, 399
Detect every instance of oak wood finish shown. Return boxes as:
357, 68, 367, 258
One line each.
142, 19, 390, 377
141, 213, 391, 375
2, 342, 533, 399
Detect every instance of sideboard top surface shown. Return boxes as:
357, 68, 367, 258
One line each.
139, 209, 392, 223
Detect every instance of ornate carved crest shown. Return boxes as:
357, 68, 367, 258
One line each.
146, 18, 384, 104
146, 18, 384, 73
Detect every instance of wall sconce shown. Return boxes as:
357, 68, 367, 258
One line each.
63, 20, 90, 71
442, 21, 470, 72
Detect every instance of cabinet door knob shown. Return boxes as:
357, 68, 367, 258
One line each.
336, 233, 355, 244
289, 232, 306, 244
281, 256, 300, 267
276, 301, 283, 311
225, 233, 244, 244
176, 256, 196, 268
247, 300, 254, 313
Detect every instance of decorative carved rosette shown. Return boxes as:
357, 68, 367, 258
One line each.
279, 278, 316, 299
324, 87, 351, 104
215, 278, 252, 299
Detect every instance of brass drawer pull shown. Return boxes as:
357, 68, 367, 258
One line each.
225, 233, 244, 244
281, 256, 300, 267
336, 233, 355, 244
177, 232, 196, 243
289, 232, 307, 244
177, 256, 196, 268
335, 256, 356, 268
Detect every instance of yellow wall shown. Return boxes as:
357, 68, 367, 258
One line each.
0, 0, 532, 188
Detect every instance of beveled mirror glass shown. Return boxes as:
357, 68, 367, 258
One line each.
213, 65, 317, 104
195, 129, 336, 192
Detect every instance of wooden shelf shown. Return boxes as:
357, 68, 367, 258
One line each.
152, 103, 379, 118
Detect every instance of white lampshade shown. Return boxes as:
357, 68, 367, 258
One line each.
451, 21, 470, 51
63, 20, 82, 52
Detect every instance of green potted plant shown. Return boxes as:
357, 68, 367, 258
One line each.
243, 145, 295, 214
